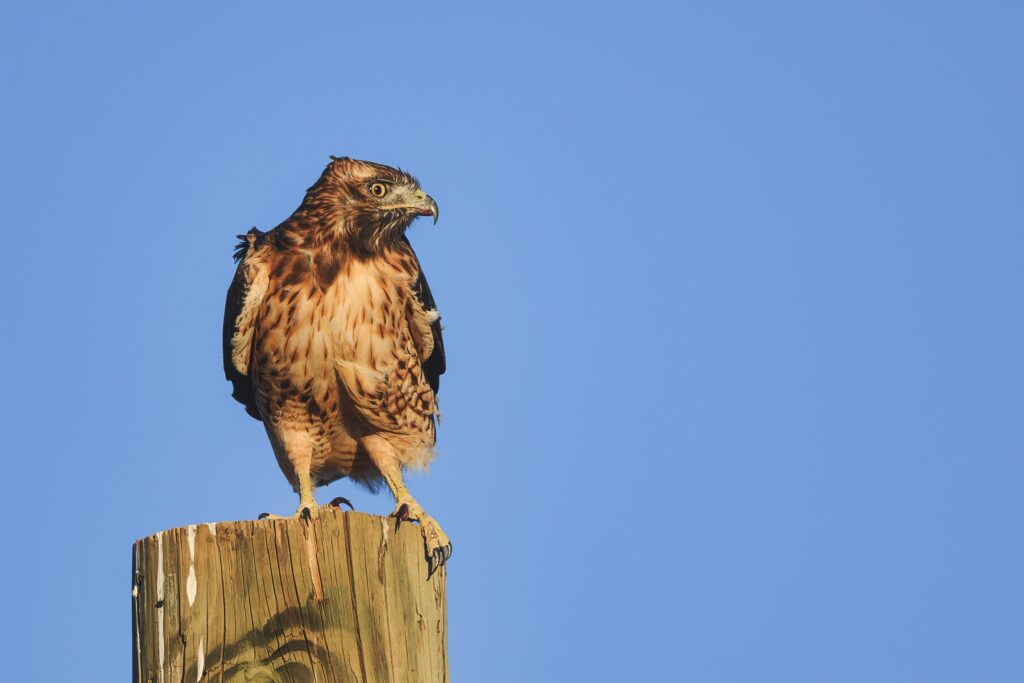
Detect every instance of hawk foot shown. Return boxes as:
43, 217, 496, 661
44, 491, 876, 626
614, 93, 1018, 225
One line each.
257, 498, 353, 521
391, 500, 452, 579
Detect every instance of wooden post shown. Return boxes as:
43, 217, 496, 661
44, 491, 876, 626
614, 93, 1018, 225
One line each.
132, 511, 448, 683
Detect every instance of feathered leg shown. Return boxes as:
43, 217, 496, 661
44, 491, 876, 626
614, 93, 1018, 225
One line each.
362, 434, 451, 577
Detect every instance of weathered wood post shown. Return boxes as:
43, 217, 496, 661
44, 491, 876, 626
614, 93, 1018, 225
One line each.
132, 511, 448, 683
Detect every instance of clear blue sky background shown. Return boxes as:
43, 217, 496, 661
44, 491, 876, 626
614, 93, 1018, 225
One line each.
2, 2, 1022, 681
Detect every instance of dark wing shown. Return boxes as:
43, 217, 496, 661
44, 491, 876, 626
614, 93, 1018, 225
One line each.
403, 235, 446, 395
223, 228, 267, 420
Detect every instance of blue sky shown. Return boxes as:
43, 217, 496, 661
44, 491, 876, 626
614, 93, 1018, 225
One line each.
2, 2, 1022, 680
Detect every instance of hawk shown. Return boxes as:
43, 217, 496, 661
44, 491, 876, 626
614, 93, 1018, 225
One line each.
223, 156, 450, 574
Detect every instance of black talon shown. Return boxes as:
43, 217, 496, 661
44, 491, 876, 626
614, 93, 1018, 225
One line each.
328, 497, 354, 511
427, 555, 437, 580
258, 512, 271, 520
393, 503, 409, 531
301, 507, 311, 520
426, 546, 449, 580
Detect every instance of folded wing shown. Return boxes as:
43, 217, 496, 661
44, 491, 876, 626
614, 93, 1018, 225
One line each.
333, 241, 445, 452
223, 228, 270, 420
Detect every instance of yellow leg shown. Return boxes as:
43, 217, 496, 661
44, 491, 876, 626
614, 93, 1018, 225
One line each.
258, 434, 335, 520
295, 467, 319, 517
362, 434, 452, 576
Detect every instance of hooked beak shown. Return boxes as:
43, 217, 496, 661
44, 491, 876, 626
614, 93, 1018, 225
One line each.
414, 189, 439, 225
380, 189, 439, 224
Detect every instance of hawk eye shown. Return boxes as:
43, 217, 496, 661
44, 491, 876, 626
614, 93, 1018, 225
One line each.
370, 182, 388, 198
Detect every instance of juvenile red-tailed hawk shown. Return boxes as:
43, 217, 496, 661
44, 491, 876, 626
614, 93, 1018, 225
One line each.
223, 156, 450, 575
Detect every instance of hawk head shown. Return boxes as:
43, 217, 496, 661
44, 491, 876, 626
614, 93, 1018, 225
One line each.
302, 156, 439, 253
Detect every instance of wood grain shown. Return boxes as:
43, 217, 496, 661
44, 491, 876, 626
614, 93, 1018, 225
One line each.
132, 512, 447, 683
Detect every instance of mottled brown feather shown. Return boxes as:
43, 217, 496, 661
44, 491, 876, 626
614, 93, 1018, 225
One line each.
223, 157, 445, 490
